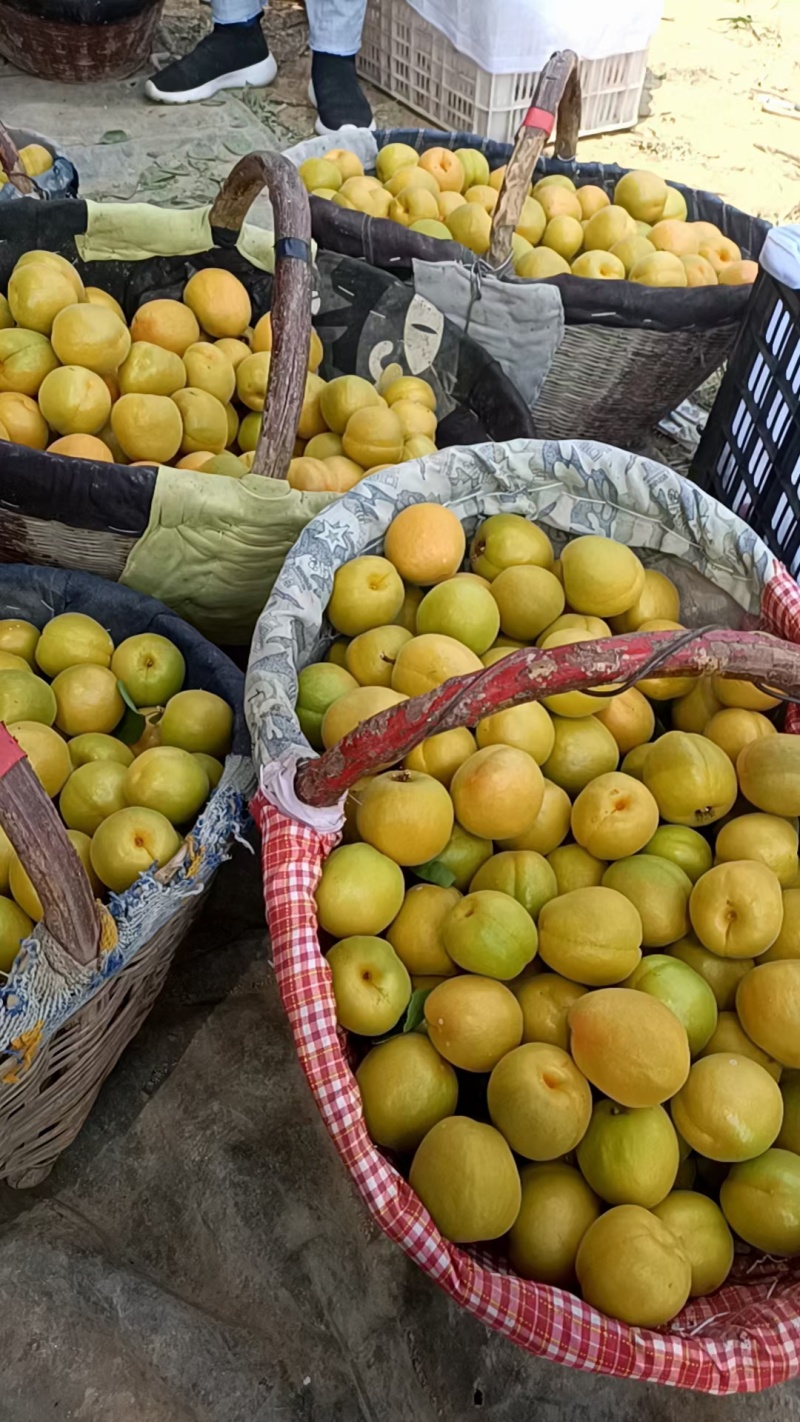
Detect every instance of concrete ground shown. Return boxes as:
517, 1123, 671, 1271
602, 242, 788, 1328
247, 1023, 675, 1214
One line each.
1, 0, 414, 206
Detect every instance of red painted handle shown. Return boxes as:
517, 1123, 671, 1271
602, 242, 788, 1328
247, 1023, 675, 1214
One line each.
0, 726, 100, 964
295, 628, 800, 807
522, 106, 556, 135
0, 727, 25, 780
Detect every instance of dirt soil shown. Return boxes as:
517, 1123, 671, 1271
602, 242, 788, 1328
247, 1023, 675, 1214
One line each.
578, 0, 800, 224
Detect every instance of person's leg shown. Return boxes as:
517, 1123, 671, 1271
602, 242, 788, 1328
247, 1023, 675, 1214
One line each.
306, 0, 373, 134
145, 0, 276, 105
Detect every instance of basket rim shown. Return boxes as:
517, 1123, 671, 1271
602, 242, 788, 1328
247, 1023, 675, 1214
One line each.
0, 0, 160, 22
304, 129, 769, 334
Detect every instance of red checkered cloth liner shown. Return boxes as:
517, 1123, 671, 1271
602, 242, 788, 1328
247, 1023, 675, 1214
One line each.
252, 564, 800, 1393
763, 564, 800, 732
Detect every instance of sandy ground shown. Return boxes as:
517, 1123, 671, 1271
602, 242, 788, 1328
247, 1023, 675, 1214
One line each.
579, 0, 800, 224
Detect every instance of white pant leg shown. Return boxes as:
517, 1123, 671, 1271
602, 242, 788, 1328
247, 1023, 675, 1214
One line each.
306, 0, 367, 55
211, 0, 263, 21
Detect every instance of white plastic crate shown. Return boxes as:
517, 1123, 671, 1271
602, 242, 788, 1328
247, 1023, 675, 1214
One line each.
357, 0, 649, 143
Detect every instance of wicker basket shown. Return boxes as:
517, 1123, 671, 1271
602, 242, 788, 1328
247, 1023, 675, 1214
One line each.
0, 562, 250, 1188
0, 154, 533, 644
304, 54, 771, 449
0, 122, 78, 202
247, 440, 800, 1391
0, 0, 164, 82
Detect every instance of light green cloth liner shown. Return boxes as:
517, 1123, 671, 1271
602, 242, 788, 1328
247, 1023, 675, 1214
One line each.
120, 467, 337, 645
77, 200, 279, 273
75, 198, 326, 641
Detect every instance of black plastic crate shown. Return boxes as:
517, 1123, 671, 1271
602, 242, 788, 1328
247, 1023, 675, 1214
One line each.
691, 268, 800, 576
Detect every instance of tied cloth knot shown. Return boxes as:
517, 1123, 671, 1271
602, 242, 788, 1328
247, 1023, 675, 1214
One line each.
1, 1020, 44, 1084
184, 838, 203, 880
462, 253, 515, 339
97, 904, 118, 955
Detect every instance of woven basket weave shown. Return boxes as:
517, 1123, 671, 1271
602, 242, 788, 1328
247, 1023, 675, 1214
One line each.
0, 508, 136, 582
0, 859, 204, 1189
247, 440, 800, 1390
532, 322, 738, 444
0, 0, 164, 82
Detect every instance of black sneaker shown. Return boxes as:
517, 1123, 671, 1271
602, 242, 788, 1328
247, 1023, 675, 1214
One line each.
308, 53, 374, 135
145, 23, 277, 104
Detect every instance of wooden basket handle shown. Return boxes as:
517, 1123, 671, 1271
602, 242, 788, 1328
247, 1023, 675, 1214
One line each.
295, 628, 800, 807
488, 50, 581, 268
0, 121, 36, 198
0, 727, 100, 965
210, 152, 313, 481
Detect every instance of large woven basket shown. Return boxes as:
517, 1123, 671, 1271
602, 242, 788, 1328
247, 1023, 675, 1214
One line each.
301, 55, 770, 449
246, 439, 800, 1391
0, 154, 533, 645
0, 0, 164, 82
0, 563, 251, 1188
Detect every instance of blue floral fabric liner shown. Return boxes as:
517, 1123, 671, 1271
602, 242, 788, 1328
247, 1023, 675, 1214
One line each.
0, 128, 78, 204
0, 761, 252, 1065
246, 438, 776, 777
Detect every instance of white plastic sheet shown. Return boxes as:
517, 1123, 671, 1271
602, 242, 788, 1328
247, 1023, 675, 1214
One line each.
760, 224, 800, 290
405, 0, 663, 77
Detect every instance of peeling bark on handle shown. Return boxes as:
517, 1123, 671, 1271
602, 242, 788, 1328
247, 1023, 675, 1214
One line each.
210, 152, 312, 482
552, 64, 582, 161
488, 50, 580, 268
0, 121, 35, 197
296, 629, 800, 807
0, 749, 100, 965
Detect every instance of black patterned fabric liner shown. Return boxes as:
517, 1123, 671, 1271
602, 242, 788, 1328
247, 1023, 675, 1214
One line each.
0, 199, 534, 534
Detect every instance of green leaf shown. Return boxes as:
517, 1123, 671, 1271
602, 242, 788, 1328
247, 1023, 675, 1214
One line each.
224, 135, 256, 155
116, 680, 140, 714
115, 680, 145, 745
370, 990, 431, 1047
413, 858, 457, 888
402, 988, 431, 1035
115, 706, 146, 746
100, 129, 129, 144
